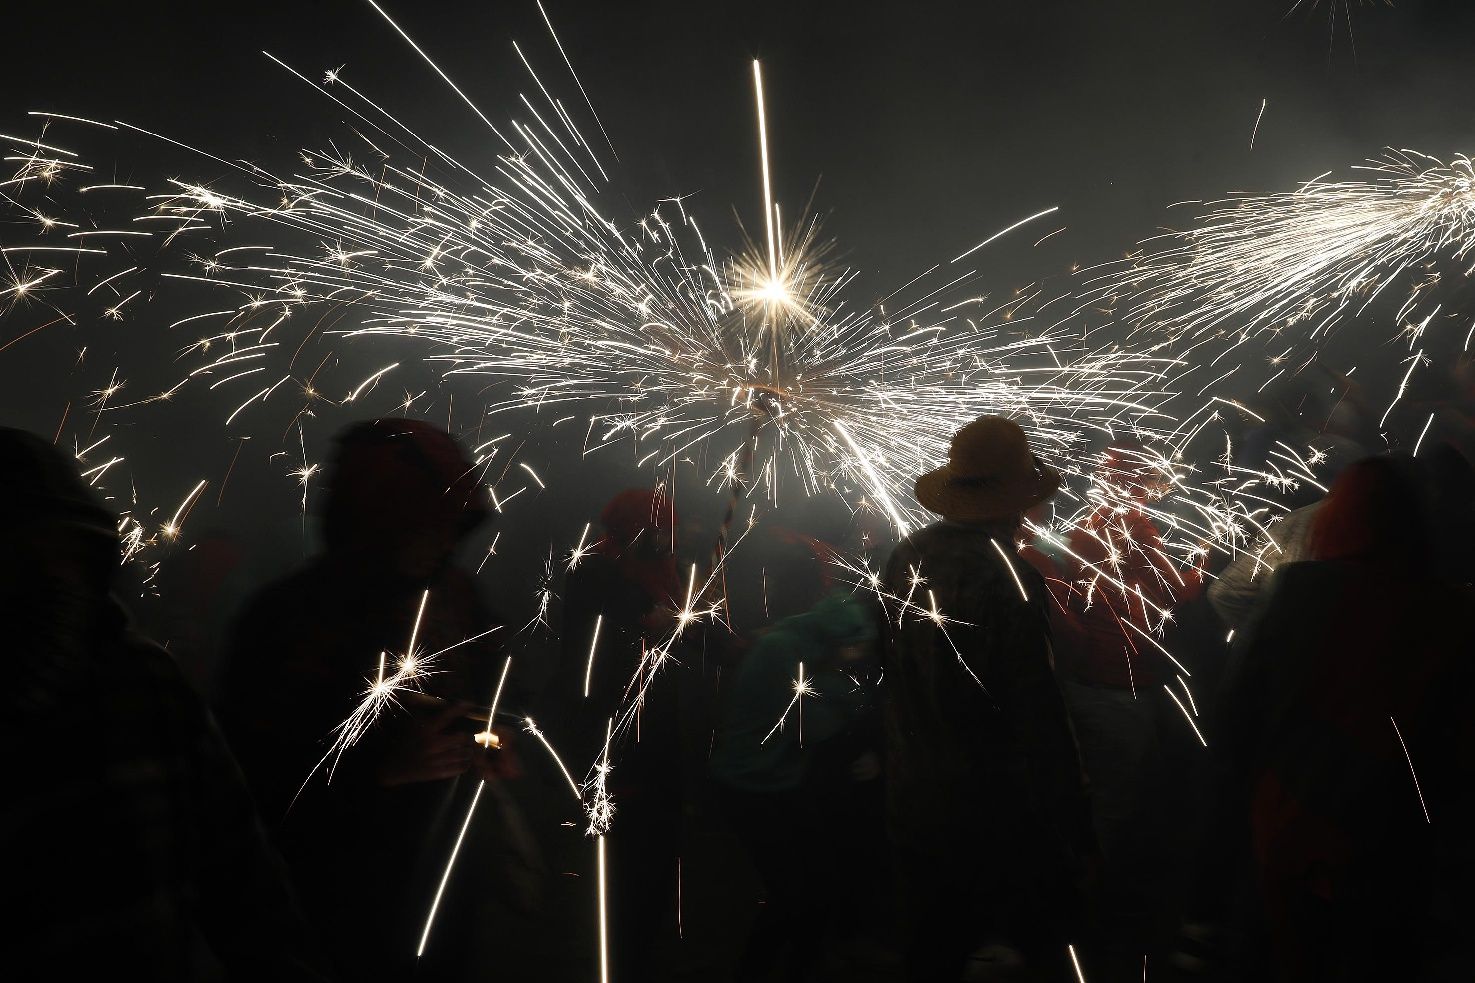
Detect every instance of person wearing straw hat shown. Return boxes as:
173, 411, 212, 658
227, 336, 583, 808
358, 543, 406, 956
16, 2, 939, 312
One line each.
880, 416, 1093, 982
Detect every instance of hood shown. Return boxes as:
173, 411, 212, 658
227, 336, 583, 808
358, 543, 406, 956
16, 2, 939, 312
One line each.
0, 427, 119, 589
597, 488, 677, 552
320, 418, 490, 557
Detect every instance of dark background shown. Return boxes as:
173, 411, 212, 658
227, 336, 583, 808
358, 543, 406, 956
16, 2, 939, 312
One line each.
8, 0, 1475, 291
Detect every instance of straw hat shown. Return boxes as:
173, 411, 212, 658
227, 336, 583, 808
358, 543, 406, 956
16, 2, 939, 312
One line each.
915, 416, 1061, 521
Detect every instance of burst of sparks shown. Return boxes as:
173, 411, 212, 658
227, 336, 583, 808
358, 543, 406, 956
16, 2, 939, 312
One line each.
1103, 151, 1475, 367
0, 13, 1359, 965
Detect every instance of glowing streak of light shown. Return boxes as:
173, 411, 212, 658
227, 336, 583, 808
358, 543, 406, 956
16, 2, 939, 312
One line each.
535, 0, 617, 160
27, 111, 118, 130
1413, 412, 1436, 456
1177, 674, 1199, 716
416, 658, 514, 958
1379, 350, 1421, 429
1069, 943, 1088, 982
416, 778, 485, 958
583, 614, 603, 698
569, 522, 595, 569
797, 660, 806, 746
990, 538, 1030, 602
163, 479, 208, 537
479, 654, 514, 747
406, 589, 431, 661
476, 532, 501, 574
345, 362, 398, 401
1165, 685, 1207, 746
1250, 98, 1268, 150
519, 461, 546, 488
950, 205, 1061, 264
832, 419, 910, 536
1121, 618, 1193, 678
361, 0, 510, 144
1390, 715, 1430, 823
751, 60, 778, 287
596, 835, 611, 983
525, 717, 581, 799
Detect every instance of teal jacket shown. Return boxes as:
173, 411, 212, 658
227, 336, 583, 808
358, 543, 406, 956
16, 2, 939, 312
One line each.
709, 593, 874, 793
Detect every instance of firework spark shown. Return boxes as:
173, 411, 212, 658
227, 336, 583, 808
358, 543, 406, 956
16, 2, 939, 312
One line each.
1101, 151, 1475, 371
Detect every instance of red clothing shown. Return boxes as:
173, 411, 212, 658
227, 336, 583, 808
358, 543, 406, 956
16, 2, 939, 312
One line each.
596, 488, 680, 605
1064, 507, 1202, 689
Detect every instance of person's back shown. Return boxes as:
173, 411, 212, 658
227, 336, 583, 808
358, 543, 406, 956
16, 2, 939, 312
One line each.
883, 520, 1082, 849
880, 417, 1090, 981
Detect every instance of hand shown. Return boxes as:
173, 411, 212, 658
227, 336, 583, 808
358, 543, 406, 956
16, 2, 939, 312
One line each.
473, 728, 523, 781
377, 701, 477, 787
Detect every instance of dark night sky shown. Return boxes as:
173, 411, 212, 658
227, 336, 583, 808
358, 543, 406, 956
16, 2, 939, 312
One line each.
8, 0, 1475, 287
4, 0, 1475, 617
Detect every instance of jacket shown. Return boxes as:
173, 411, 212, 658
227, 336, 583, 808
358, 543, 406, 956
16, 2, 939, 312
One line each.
880, 520, 1090, 859
709, 593, 873, 793
1208, 502, 1320, 633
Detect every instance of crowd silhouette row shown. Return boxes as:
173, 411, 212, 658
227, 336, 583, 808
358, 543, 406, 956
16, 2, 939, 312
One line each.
4, 398, 1472, 982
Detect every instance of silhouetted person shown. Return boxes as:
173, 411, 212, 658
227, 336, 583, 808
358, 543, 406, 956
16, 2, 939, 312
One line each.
1217, 455, 1475, 980
218, 419, 510, 981
710, 586, 876, 982
1423, 441, 1475, 586
560, 488, 688, 980
0, 428, 328, 981
1057, 442, 1204, 965
882, 417, 1092, 981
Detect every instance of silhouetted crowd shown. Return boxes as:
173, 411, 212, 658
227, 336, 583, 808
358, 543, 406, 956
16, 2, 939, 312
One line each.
4, 404, 1472, 982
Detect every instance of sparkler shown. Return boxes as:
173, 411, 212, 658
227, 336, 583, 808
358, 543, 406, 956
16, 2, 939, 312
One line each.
0, 60, 1187, 552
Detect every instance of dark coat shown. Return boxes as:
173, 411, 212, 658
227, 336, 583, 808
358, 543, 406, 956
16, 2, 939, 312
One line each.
1217, 559, 1475, 977
219, 560, 500, 980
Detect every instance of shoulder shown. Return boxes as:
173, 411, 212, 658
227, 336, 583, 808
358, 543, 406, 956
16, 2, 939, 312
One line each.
97, 633, 208, 734
884, 522, 953, 571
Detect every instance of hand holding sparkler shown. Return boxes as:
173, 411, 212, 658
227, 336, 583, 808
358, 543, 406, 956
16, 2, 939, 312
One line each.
472, 725, 523, 781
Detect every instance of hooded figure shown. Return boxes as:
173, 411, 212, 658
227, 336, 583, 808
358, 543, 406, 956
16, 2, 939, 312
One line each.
0, 428, 326, 981
218, 419, 507, 981
882, 416, 1091, 981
